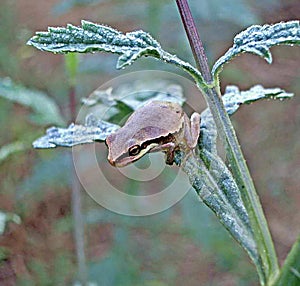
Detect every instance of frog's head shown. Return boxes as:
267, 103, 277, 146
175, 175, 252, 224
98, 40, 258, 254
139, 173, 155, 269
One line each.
105, 128, 159, 167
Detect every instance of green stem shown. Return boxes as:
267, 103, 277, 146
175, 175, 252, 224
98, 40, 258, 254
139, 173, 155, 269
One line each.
176, 0, 279, 284
202, 86, 279, 284
272, 235, 300, 286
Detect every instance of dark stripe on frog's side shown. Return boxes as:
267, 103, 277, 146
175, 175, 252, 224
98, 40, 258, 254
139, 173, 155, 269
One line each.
131, 126, 175, 144
116, 133, 177, 163
140, 133, 176, 150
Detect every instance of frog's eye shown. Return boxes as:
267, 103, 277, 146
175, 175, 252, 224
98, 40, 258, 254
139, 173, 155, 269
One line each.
129, 145, 141, 156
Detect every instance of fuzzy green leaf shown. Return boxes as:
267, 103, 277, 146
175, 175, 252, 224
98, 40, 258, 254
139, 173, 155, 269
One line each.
32, 115, 120, 149
181, 149, 259, 265
222, 84, 293, 114
0, 78, 65, 126
32, 82, 185, 149
199, 84, 293, 154
185, 84, 293, 283
212, 21, 300, 78
27, 20, 203, 83
27, 20, 160, 69
82, 83, 185, 111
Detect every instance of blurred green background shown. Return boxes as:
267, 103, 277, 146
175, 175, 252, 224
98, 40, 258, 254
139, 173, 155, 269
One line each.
0, 0, 299, 285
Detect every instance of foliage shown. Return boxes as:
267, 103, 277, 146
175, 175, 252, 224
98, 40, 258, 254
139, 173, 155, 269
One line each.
31, 83, 292, 156
273, 235, 300, 286
0, 78, 65, 126
212, 21, 300, 79
179, 84, 293, 277
0, 141, 26, 163
27, 21, 203, 84
0, 77, 66, 192
21, 5, 300, 286
33, 82, 185, 148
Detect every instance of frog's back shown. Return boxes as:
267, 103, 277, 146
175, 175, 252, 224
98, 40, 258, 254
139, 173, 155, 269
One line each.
107, 101, 184, 151
126, 101, 183, 133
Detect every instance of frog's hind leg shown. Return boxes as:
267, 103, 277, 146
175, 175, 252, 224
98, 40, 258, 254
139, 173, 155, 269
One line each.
184, 113, 201, 149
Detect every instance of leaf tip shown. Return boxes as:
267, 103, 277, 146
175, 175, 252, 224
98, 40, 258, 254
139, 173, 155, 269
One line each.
264, 51, 273, 64
81, 19, 90, 28
26, 38, 33, 46
116, 60, 126, 70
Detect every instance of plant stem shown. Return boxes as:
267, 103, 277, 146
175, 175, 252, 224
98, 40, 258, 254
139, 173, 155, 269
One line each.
176, 0, 211, 82
66, 54, 88, 285
71, 168, 88, 286
202, 87, 278, 284
69, 86, 77, 122
176, 0, 279, 284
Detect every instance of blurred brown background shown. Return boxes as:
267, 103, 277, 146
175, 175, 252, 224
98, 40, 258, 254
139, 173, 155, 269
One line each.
0, 0, 299, 285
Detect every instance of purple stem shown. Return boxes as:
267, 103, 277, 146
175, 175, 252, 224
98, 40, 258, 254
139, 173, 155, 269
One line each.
176, 0, 212, 82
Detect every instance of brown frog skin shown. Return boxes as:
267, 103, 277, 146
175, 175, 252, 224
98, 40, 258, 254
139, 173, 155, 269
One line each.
105, 101, 200, 167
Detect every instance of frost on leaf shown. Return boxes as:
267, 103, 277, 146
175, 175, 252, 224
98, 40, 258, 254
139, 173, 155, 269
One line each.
185, 84, 293, 270
82, 83, 185, 110
199, 84, 293, 154
32, 81, 186, 149
27, 20, 202, 81
33, 115, 120, 148
27, 20, 160, 69
222, 84, 293, 115
212, 21, 300, 77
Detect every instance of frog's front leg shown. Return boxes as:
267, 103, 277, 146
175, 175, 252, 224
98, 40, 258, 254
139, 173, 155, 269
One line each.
149, 142, 177, 165
184, 113, 201, 149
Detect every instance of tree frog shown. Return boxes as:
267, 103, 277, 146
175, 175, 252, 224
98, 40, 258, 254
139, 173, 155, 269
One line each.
105, 101, 200, 167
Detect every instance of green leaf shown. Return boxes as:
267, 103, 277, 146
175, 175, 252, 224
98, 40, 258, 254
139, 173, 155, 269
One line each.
199, 84, 293, 154
81, 82, 185, 119
181, 149, 258, 263
179, 84, 293, 284
32, 115, 120, 149
0, 78, 65, 126
32, 81, 186, 149
27, 20, 204, 85
0, 141, 26, 163
212, 21, 300, 78
273, 236, 300, 286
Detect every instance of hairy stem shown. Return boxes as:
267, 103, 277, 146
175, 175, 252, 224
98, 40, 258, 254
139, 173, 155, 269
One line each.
202, 86, 278, 284
176, 0, 279, 284
176, 0, 211, 82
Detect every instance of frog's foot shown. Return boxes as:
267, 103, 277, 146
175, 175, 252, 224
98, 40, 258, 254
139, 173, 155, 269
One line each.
165, 148, 176, 165
184, 113, 201, 149
149, 142, 177, 165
